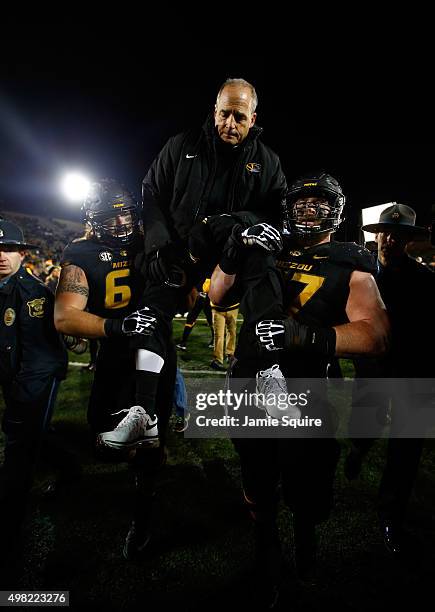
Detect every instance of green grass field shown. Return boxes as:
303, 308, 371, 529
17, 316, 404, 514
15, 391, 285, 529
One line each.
1, 317, 434, 610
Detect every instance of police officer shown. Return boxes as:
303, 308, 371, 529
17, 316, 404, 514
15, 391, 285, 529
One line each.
0, 220, 67, 583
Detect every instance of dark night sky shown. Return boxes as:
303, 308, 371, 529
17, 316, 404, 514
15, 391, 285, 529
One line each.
1, 28, 434, 243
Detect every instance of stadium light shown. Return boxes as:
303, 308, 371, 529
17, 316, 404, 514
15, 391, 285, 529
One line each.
60, 172, 91, 203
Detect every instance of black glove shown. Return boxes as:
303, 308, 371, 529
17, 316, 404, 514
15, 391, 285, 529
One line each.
239, 223, 283, 252
104, 306, 158, 337
255, 318, 336, 357
219, 223, 282, 275
135, 244, 186, 287
188, 220, 214, 263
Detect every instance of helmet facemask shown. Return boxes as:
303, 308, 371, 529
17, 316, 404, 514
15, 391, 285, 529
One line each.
283, 177, 345, 237
88, 209, 141, 246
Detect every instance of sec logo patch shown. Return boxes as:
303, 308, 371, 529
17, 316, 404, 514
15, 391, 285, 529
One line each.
99, 251, 113, 262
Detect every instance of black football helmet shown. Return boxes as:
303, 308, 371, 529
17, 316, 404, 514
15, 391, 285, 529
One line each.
82, 179, 141, 246
283, 172, 345, 236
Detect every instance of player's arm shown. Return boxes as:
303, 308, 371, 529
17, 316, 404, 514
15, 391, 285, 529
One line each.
256, 271, 390, 358
334, 270, 390, 356
54, 264, 106, 338
209, 265, 236, 306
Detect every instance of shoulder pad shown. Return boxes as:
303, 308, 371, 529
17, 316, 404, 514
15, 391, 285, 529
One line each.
61, 238, 103, 271
328, 241, 377, 274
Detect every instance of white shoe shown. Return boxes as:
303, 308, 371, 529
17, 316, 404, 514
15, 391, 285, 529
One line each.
98, 406, 159, 450
256, 364, 301, 420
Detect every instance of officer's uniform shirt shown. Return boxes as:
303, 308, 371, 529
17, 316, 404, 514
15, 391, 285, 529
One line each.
376, 255, 435, 377
0, 266, 67, 403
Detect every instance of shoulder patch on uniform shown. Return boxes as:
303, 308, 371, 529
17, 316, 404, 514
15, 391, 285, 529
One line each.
4, 307, 16, 326
27, 297, 46, 318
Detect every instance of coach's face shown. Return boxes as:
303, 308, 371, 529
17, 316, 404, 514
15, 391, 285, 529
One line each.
0, 247, 25, 279
214, 85, 256, 146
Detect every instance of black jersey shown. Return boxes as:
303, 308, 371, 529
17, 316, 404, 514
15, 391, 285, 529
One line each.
276, 240, 376, 328
236, 239, 376, 377
61, 238, 145, 320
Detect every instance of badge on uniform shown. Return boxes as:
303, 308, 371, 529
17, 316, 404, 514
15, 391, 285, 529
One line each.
4, 307, 16, 326
27, 297, 46, 318
246, 162, 261, 174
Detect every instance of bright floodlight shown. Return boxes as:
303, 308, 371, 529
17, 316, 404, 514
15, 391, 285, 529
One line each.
61, 172, 91, 203
361, 203, 392, 244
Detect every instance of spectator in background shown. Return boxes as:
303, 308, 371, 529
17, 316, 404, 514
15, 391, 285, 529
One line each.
176, 279, 214, 351
210, 293, 239, 371
45, 265, 61, 293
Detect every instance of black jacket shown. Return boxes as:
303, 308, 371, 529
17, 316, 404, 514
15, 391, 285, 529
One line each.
142, 115, 287, 254
0, 267, 67, 403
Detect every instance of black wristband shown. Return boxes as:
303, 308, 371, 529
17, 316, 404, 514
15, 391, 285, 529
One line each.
104, 318, 123, 337
305, 325, 336, 358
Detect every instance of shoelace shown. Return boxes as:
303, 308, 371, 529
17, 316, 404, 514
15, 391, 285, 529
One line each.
110, 407, 146, 431
258, 363, 282, 379
257, 364, 287, 394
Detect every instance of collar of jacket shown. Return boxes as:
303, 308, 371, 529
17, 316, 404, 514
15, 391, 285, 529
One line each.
201, 113, 263, 148
0, 269, 19, 294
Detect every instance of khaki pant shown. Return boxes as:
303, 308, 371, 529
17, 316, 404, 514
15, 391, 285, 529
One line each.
212, 308, 239, 364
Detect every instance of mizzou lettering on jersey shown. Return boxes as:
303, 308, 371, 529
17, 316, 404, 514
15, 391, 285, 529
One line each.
61, 238, 145, 319
112, 260, 131, 269
276, 260, 313, 272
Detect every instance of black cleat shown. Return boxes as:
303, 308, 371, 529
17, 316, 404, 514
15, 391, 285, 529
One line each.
123, 521, 151, 561
42, 466, 83, 499
380, 520, 402, 556
254, 523, 283, 609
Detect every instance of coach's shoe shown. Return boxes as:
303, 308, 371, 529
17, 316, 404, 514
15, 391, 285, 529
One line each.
98, 406, 159, 450
123, 520, 151, 561
256, 364, 301, 420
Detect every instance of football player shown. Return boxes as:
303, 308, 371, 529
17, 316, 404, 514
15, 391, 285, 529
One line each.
54, 178, 176, 558
209, 172, 390, 604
